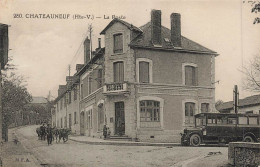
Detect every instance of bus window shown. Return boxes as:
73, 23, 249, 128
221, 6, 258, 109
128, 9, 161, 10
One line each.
249, 117, 258, 125
228, 118, 237, 124
238, 117, 248, 125
196, 117, 206, 127
217, 116, 228, 124
207, 118, 215, 124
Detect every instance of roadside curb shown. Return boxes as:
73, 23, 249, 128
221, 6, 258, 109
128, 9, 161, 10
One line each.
69, 138, 181, 147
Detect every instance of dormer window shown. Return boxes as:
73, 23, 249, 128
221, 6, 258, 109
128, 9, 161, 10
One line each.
113, 33, 123, 53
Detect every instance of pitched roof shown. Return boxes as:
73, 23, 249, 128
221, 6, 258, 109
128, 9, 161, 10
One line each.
130, 22, 217, 54
217, 94, 260, 112
31, 96, 48, 104
100, 18, 143, 35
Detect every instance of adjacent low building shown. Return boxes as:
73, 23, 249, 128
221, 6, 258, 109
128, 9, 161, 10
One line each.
217, 94, 260, 114
53, 9, 218, 143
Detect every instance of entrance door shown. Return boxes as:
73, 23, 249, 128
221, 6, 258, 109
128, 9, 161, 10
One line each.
115, 102, 125, 135
69, 114, 72, 129
88, 114, 91, 137
80, 112, 85, 135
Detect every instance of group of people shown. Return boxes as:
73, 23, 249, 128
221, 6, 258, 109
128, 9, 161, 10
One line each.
36, 123, 71, 145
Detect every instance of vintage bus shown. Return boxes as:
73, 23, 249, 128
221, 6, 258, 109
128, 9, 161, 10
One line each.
181, 113, 260, 146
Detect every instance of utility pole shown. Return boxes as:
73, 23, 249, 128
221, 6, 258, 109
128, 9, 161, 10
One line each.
88, 24, 93, 59
68, 64, 71, 77
233, 85, 239, 114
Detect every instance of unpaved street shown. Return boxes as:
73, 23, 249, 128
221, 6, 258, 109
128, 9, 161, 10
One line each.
9, 126, 229, 167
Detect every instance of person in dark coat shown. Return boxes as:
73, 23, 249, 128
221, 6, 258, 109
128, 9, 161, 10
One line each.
46, 124, 53, 145
53, 127, 59, 143
103, 125, 107, 139
40, 124, 46, 140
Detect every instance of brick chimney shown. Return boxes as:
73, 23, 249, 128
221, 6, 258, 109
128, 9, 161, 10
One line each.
151, 10, 161, 46
58, 85, 67, 96
84, 37, 90, 64
171, 13, 181, 47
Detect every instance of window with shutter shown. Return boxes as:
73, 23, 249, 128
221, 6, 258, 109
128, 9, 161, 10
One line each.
185, 102, 195, 124
113, 61, 124, 82
139, 61, 150, 83
185, 66, 198, 86
201, 103, 209, 113
114, 34, 123, 53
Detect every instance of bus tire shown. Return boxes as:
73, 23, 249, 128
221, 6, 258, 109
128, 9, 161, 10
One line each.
243, 136, 254, 142
190, 134, 201, 146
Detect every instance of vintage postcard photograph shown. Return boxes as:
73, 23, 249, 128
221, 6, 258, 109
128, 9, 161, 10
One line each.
0, 0, 260, 166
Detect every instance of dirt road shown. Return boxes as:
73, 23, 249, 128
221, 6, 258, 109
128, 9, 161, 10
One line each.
6, 125, 229, 167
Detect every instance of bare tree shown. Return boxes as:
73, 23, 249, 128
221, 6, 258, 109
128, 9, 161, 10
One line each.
241, 53, 260, 92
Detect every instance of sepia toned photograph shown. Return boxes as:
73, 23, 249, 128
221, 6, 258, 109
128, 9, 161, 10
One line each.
0, 0, 260, 166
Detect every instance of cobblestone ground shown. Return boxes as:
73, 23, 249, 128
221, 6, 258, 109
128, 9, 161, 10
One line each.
1, 126, 230, 167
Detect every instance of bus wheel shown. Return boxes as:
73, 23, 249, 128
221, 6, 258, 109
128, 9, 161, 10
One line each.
190, 134, 201, 146
243, 136, 254, 142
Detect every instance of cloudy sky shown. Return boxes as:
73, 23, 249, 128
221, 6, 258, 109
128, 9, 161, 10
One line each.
0, 0, 259, 102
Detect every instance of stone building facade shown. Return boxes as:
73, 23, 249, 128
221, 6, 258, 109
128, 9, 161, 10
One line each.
53, 9, 217, 142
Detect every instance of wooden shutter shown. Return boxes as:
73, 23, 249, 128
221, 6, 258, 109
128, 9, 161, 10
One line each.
185, 66, 197, 86
185, 66, 192, 85
114, 34, 123, 53
139, 61, 149, 83
193, 67, 198, 86
114, 62, 124, 82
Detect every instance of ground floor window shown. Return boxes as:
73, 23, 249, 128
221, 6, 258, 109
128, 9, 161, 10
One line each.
140, 100, 160, 122
185, 102, 195, 124
201, 103, 209, 113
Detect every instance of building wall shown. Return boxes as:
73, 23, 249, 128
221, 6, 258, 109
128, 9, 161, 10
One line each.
66, 85, 80, 134
54, 84, 80, 135
79, 56, 105, 137
103, 22, 137, 138
228, 105, 260, 114
134, 49, 215, 142
135, 48, 214, 86
104, 22, 135, 83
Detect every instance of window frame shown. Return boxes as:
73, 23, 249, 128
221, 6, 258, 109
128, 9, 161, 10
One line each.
137, 96, 164, 129
182, 63, 198, 86
185, 102, 196, 124
201, 103, 210, 113
182, 99, 198, 126
140, 100, 160, 122
113, 33, 123, 54
113, 61, 124, 83
136, 58, 153, 83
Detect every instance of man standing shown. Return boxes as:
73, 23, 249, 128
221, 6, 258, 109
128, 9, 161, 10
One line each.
46, 124, 53, 145
103, 125, 107, 139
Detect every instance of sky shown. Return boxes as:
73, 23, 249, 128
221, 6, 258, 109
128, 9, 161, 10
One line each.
0, 0, 259, 102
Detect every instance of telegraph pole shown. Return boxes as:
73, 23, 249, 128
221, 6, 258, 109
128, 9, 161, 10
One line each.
68, 64, 71, 77
233, 85, 239, 114
88, 24, 93, 59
